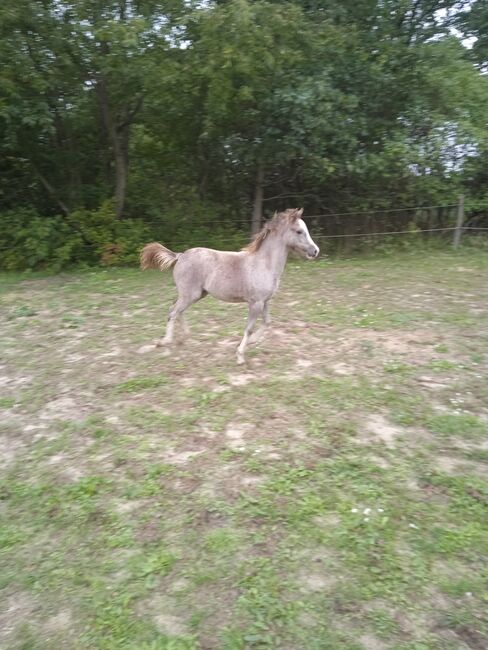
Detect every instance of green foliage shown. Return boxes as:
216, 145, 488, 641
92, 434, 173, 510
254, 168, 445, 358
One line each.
0, 207, 84, 271
0, 202, 150, 270
1, 0, 488, 269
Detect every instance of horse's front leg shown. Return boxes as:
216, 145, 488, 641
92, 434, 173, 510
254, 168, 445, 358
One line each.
237, 301, 263, 364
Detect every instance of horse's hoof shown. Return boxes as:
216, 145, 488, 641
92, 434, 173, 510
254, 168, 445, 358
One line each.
156, 338, 171, 348
137, 344, 156, 354
236, 354, 246, 365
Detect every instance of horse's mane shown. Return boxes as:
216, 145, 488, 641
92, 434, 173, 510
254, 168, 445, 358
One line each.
242, 208, 302, 254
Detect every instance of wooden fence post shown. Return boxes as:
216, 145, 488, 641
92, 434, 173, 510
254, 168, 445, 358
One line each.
453, 194, 464, 248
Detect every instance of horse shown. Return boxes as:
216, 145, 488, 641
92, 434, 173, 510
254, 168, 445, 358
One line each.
140, 208, 320, 364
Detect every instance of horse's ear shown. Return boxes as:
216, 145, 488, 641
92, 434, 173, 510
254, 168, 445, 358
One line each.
295, 208, 304, 218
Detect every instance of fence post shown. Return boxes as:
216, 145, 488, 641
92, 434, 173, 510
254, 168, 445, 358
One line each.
453, 194, 464, 248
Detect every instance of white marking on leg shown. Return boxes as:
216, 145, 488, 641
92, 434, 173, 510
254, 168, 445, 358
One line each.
249, 301, 270, 344
159, 317, 175, 345
237, 333, 249, 364
180, 316, 190, 336
236, 301, 263, 364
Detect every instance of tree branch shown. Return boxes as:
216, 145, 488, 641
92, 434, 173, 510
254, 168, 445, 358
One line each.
32, 164, 94, 246
34, 166, 70, 216
117, 95, 144, 132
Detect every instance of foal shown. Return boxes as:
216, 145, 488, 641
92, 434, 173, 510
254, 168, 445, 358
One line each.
140, 208, 319, 363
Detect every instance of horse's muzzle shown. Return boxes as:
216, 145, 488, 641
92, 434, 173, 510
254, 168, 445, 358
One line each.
307, 246, 320, 259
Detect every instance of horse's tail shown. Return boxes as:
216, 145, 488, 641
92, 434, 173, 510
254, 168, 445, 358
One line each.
140, 242, 180, 271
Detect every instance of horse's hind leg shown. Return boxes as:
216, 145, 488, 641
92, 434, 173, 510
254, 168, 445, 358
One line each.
237, 301, 263, 364
158, 288, 206, 346
178, 315, 191, 339
249, 300, 270, 345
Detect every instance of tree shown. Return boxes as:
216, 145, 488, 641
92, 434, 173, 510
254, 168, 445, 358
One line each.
1, 0, 488, 269
0, 1, 186, 219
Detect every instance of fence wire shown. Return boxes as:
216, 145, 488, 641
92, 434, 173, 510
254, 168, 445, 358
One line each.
142, 202, 459, 226
313, 227, 457, 240
0, 203, 487, 254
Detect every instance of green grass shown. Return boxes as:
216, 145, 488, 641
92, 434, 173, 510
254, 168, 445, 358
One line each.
425, 413, 488, 439
115, 376, 168, 393
0, 248, 487, 649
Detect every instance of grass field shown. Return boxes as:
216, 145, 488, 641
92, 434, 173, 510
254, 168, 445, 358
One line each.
1, 249, 487, 650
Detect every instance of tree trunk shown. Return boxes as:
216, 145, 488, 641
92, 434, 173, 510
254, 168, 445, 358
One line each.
114, 124, 129, 220
97, 75, 129, 219
251, 164, 264, 235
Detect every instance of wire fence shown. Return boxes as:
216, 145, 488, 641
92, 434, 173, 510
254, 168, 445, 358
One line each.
141, 202, 459, 225
313, 227, 458, 239
305, 203, 459, 218
1, 198, 487, 256
140, 198, 486, 249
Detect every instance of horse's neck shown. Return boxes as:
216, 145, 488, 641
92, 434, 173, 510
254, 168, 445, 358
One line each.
254, 235, 288, 276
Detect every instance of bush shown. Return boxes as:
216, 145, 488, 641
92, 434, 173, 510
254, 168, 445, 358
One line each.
0, 207, 84, 271
0, 202, 151, 271
71, 201, 151, 266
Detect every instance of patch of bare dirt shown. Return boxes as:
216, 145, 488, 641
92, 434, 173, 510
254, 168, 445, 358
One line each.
43, 609, 73, 635
250, 322, 445, 380
298, 568, 337, 592
227, 373, 257, 386
296, 545, 340, 594
359, 634, 388, 650
340, 328, 443, 363
197, 460, 262, 500
434, 454, 487, 477
137, 343, 157, 354
450, 626, 488, 650
39, 396, 84, 422
418, 375, 451, 390
0, 374, 26, 388
0, 431, 25, 470
357, 414, 406, 448
240, 475, 265, 487
224, 421, 255, 451
311, 513, 341, 529
296, 358, 314, 369
135, 594, 188, 636
330, 361, 357, 375
162, 449, 205, 465
368, 454, 391, 469
0, 591, 39, 645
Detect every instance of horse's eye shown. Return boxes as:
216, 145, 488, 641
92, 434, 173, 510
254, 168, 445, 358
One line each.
295, 229, 303, 235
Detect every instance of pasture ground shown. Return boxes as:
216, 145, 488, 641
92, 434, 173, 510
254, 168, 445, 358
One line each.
1, 249, 487, 650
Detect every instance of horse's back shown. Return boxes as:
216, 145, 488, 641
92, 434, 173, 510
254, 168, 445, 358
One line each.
174, 247, 248, 302
176, 247, 245, 269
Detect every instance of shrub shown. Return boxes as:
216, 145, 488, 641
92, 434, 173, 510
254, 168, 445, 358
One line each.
0, 202, 151, 271
71, 201, 151, 266
0, 207, 84, 271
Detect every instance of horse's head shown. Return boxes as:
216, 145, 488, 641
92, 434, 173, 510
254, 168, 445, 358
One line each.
281, 208, 320, 259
